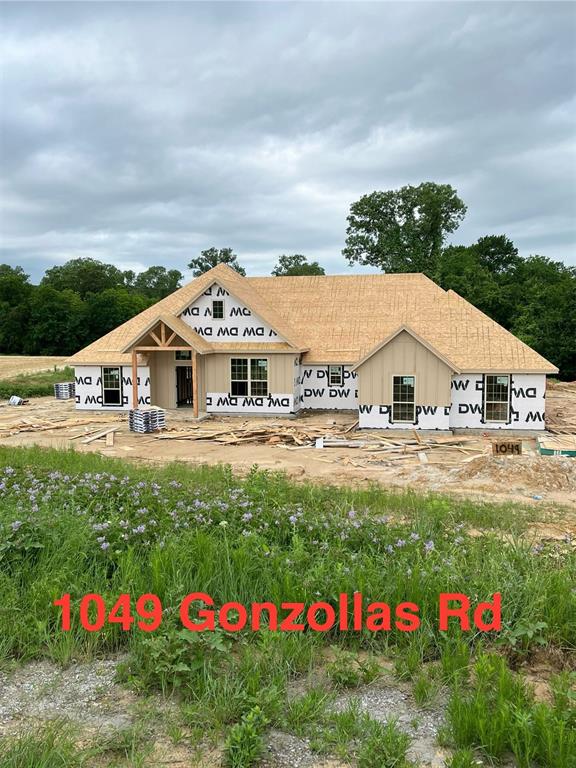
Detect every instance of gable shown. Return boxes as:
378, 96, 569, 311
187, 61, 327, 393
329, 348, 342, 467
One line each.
179, 282, 286, 343
357, 329, 453, 407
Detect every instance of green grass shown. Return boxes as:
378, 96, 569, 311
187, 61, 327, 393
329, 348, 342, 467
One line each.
443, 655, 576, 768
0, 445, 574, 764
0, 367, 74, 399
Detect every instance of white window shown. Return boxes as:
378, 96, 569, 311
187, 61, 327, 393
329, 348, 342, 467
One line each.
328, 365, 344, 387
101, 367, 122, 406
230, 358, 268, 397
212, 299, 224, 319
484, 375, 510, 422
392, 375, 415, 422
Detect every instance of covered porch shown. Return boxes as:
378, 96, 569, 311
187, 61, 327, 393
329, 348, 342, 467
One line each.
122, 314, 210, 417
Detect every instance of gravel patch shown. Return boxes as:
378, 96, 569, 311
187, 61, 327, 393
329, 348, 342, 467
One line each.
333, 683, 448, 767
262, 729, 346, 768
0, 657, 133, 734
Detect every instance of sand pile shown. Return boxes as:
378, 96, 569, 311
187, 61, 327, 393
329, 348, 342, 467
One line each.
455, 455, 576, 492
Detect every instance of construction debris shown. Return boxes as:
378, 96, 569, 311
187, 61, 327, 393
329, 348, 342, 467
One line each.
545, 380, 576, 434
152, 420, 490, 465
81, 427, 120, 445
8, 396, 27, 406
538, 435, 576, 458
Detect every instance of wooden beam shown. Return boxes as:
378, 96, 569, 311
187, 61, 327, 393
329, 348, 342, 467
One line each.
193, 351, 199, 419
160, 322, 166, 345
82, 426, 120, 444
131, 349, 138, 409
134, 346, 199, 352
150, 330, 162, 346
165, 331, 177, 346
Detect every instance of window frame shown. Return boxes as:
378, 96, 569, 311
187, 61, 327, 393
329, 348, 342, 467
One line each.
212, 299, 225, 320
392, 375, 416, 423
328, 365, 344, 387
101, 366, 123, 407
230, 357, 269, 398
483, 374, 510, 423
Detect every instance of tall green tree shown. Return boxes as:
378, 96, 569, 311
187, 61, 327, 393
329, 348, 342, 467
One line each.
343, 182, 467, 277
134, 266, 183, 299
187, 247, 246, 277
509, 256, 576, 381
25, 286, 86, 355
0, 266, 33, 354
272, 254, 326, 276
437, 235, 520, 325
85, 288, 152, 340
41, 257, 128, 298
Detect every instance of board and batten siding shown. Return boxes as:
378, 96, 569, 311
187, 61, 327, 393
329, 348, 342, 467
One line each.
357, 330, 452, 406
204, 353, 298, 394
149, 352, 177, 410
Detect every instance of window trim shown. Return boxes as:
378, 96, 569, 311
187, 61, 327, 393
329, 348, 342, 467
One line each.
212, 299, 225, 320
392, 374, 416, 423
328, 365, 344, 387
101, 366, 123, 407
483, 374, 510, 423
230, 357, 269, 398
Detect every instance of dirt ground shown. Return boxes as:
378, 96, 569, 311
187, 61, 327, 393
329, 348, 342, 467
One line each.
0, 355, 68, 379
0, 381, 575, 514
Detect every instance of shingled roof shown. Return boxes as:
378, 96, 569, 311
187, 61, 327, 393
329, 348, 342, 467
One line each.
67, 264, 558, 374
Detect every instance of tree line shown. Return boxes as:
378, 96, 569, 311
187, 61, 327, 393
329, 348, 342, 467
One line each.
1, 182, 574, 378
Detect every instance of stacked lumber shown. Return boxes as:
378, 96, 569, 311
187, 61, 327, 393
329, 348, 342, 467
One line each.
546, 381, 576, 434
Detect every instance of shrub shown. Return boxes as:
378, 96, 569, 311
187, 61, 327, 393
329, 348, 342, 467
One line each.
223, 706, 269, 768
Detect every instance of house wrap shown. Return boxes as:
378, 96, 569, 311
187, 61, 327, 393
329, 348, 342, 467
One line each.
66, 264, 558, 430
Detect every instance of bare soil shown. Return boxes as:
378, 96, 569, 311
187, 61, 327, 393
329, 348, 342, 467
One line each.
1, 385, 576, 513
0, 355, 68, 379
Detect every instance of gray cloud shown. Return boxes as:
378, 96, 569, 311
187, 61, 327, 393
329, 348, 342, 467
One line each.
1, 1, 574, 282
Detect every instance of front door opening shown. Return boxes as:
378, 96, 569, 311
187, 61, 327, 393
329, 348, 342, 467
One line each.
176, 365, 193, 407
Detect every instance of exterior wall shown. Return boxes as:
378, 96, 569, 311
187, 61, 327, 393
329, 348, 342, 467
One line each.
359, 373, 547, 430
357, 331, 452, 407
359, 404, 450, 430
300, 366, 358, 410
74, 365, 151, 410
180, 283, 284, 342
205, 353, 297, 415
206, 393, 294, 414
449, 373, 546, 430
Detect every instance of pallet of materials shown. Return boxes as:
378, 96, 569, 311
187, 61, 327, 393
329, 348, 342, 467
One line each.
54, 382, 76, 400
128, 408, 166, 434
538, 435, 576, 457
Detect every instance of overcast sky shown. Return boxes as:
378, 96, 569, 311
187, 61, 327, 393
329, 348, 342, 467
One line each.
1, 1, 575, 283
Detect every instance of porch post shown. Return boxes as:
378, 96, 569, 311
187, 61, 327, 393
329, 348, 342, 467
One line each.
193, 351, 199, 418
131, 349, 138, 409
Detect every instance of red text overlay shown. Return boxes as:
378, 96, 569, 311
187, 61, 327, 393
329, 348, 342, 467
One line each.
53, 592, 501, 633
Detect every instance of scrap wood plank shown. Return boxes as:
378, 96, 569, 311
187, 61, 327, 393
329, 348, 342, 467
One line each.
81, 427, 120, 444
